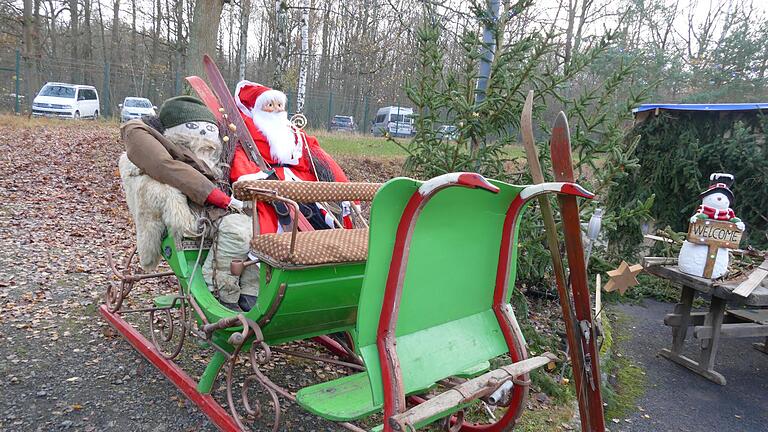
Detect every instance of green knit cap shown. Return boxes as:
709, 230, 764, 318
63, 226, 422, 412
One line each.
158, 96, 217, 129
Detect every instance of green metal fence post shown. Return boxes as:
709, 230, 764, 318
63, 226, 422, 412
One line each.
363, 96, 370, 133
327, 92, 333, 130
14, 49, 20, 114
175, 67, 181, 96
103, 62, 111, 118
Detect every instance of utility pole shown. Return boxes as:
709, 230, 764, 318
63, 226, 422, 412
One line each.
475, 0, 500, 104
296, 0, 309, 113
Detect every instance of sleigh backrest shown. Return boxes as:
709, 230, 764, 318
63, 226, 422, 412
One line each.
355, 176, 527, 406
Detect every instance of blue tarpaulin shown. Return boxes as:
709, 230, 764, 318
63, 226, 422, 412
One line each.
633, 103, 768, 114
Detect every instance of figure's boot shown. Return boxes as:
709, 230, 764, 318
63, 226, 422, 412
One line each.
237, 261, 260, 312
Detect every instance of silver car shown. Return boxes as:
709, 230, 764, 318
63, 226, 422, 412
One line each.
120, 97, 156, 122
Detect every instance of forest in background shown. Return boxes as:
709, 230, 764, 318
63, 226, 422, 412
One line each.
0, 0, 766, 129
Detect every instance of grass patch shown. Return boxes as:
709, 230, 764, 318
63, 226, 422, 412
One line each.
602, 312, 646, 421
0, 113, 119, 129
309, 129, 407, 157
515, 403, 575, 432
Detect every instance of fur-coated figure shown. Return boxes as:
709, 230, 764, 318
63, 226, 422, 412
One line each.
678, 173, 745, 279
119, 119, 223, 271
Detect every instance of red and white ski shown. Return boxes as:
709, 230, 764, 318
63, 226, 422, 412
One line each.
201, 54, 269, 172
185, 75, 225, 124
550, 111, 605, 431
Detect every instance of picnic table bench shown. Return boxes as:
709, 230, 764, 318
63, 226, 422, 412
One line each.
643, 257, 768, 385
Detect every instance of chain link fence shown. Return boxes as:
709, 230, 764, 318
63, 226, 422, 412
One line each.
0, 51, 410, 136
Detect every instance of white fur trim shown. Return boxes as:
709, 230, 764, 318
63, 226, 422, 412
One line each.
254, 89, 287, 111
418, 173, 462, 196
235, 172, 270, 183
710, 172, 733, 181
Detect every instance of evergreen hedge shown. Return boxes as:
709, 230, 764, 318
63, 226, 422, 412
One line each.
610, 109, 768, 249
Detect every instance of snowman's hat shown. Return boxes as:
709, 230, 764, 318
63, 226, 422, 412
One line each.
699, 173, 735, 204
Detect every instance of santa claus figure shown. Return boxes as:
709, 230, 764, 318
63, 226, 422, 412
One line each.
231, 81, 355, 233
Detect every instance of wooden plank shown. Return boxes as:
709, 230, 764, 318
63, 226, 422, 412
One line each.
389, 354, 555, 430
664, 312, 709, 327
642, 256, 677, 267
644, 265, 715, 294
694, 323, 768, 339
659, 349, 727, 385
726, 308, 768, 325
732, 261, 768, 298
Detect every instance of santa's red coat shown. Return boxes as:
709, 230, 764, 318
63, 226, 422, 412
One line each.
230, 111, 350, 234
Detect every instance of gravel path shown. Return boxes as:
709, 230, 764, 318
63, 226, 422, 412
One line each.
612, 299, 768, 432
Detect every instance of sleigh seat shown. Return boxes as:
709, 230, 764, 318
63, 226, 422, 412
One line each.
250, 228, 369, 269
234, 179, 381, 270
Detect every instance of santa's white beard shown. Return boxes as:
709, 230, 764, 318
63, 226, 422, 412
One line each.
252, 110, 301, 165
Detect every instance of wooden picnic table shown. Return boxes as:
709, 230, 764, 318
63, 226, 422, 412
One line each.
642, 257, 768, 385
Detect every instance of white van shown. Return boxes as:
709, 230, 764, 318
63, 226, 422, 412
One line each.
370, 106, 414, 137
32, 82, 100, 119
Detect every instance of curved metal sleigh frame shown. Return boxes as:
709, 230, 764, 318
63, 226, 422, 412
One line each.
101, 172, 595, 432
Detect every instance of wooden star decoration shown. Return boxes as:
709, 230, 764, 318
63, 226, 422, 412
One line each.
603, 261, 643, 295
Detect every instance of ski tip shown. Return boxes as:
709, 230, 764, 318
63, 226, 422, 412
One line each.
203, 53, 213, 63
524, 90, 534, 111
554, 111, 569, 129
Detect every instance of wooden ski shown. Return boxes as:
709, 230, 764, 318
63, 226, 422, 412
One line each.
520, 92, 593, 430
202, 54, 269, 172
185, 75, 224, 123
550, 111, 606, 431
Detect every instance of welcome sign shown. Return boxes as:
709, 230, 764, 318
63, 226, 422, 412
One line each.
686, 219, 743, 278
687, 219, 743, 248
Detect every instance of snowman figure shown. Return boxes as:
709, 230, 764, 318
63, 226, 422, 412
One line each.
678, 173, 745, 278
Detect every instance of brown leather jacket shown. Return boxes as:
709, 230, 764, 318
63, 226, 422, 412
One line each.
121, 119, 218, 206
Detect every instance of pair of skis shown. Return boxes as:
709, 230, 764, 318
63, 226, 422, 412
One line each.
521, 91, 605, 431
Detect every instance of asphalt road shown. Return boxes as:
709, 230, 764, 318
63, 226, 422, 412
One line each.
612, 299, 768, 432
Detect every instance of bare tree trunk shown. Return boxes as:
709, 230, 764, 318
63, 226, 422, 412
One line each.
109, 0, 121, 63
131, 0, 138, 95
145, 0, 162, 97
23, 0, 35, 106
83, 0, 92, 83
187, 0, 225, 79
296, 0, 309, 113
175, 0, 184, 95
272, 0, 289, 90
236, 0, 251, 81
564, 0, 576, 67
69, 0, 79, 82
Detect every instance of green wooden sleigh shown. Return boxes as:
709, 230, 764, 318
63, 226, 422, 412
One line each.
102, 172, 594, 431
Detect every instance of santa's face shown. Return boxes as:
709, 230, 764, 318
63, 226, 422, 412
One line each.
261, 97, 285, 113
702, 192, 730, 210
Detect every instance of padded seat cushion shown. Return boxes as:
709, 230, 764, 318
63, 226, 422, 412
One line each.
234, 180, 382, 202
251, 228, 368, 268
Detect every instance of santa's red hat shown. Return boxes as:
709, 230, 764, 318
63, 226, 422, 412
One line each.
234, 80, 287, 117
